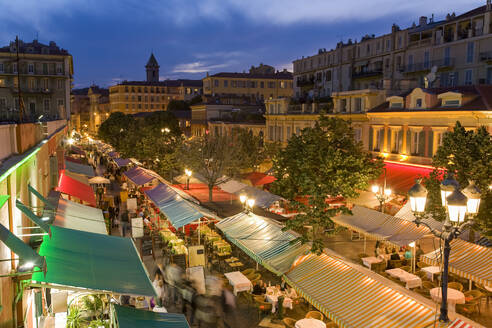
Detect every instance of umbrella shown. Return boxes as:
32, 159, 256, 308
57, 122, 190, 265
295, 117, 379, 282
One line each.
88, 176, 111, 184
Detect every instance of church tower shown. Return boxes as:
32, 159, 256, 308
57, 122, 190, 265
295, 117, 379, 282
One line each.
146, 53, 159, 82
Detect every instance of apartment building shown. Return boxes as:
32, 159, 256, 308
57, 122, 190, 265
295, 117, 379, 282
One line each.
109, 54, 202, 114
0, 39, 73, 122
203, 64, 293, 103
70, 86, 110, 134
293, 2, 492, 99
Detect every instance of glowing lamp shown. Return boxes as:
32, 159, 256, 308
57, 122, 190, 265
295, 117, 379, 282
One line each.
384, 188, 392, 197
239, 195, 247, 204
462, 181, 481, 215
371, 185, 379, 194
247, 198, 255, 208
408, 179, 428, 213
408, 242, 415, 248
446, 189, 467, 223
440, 173, 459, 207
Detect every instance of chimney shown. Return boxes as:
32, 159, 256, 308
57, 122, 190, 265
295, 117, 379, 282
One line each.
419, 16, 427, 26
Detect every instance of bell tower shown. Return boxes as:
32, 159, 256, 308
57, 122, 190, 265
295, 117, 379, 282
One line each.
146, 53, 159, 82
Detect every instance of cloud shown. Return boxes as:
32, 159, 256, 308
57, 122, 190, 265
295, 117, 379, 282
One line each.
172, 60, 236, 73
277, 62, 293, 72
194, 51, 246, 60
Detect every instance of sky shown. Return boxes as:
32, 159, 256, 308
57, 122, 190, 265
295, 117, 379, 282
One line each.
0, 0, 484, 88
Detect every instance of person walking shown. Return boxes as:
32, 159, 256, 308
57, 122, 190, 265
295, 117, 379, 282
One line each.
121, 210, 130, 237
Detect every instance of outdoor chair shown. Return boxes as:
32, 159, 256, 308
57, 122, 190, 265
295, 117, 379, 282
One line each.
477, 284, 492, 303
456, 301, 479, 317
400, 266, 411, 272
372, 261, 386, 273
242, 268, 255, 276
464, 290, 483, 313
416, 270, 428, 280
416, 261, 429, 269
253, 295, 265, 303
256, 300, 273, 320
422, 281, 436, 289
282, 317, 296, 328
249, 273, 262, 282
388, 259, 402, 269
448, 282, 464, 292
358, 253, 369, 259
305, 310, 324, 321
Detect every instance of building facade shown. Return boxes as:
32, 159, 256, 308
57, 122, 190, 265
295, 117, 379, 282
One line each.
70, 86, 110, 134
293, 2, 492, 99
109, 54, 202, 114
0, 39, 73, 122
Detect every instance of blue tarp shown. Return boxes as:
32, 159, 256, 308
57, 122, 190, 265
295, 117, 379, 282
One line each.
65, 160, 95, 177
114, 158, 132, 168
144, 183, 204, 228
124, 167, 156, 186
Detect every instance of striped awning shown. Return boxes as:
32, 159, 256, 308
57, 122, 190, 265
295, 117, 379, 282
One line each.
422, 239, 492, 287
124, 167, 157, 186
332, 206, 431, 247
447, 318, 474, 328
285, 253, 436, 328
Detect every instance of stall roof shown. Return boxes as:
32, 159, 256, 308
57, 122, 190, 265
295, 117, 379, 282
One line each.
108, 151, 119, 159
144, 183, 204, 229
217, 179, 248, 194
244, 172, 276, 186
422, 239, 492, 287
216, 212, 303, 273
332, 206, 431, 247
54, 198, 107, 234
113, 304, 190, 328
285, 253, 436, 328
234, 185, 284, 209
394, 202, 443, 233
56, 172, 97, 207
65, 160, 95, 177
114, 158, 132, 168
124, 167, 157, 186
31, 226, 156, 296
64, 170, 90, 185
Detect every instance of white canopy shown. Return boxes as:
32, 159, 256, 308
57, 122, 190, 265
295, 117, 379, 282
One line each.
54, 198, 107, 234
88, 176, 111, 184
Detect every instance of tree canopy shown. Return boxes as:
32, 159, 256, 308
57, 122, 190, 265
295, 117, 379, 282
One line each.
271, 116, 383, 253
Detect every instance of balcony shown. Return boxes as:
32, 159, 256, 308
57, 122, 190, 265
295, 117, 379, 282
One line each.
403, 59, 455, 74
352, 69, 383, 79
480, 51, 492, 62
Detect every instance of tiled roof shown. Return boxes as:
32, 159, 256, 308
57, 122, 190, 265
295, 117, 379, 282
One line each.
119, 79, 202, 87
209, 72, 293, 80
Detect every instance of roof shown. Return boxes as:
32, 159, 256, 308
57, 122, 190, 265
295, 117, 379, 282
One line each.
422, 238, 492, 287
54, 198, 107, 234
118, 79, 203, 87
146, 53, 159, 67
244, 172, 276, 186
65, 160, 95, 177
369, 85, 492, 113
113, 304, 190, 328
114, 158, 132, 167
123, 167, 157, 186
0, 39, 70, 56
31, 226, 156, 296
88, 85, 109, 96
209, 71, 293, 80
285, 253, 436, 328
56, 172, 97, 207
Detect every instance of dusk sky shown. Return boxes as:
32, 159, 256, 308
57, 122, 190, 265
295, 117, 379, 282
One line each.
0, 0, 483, 88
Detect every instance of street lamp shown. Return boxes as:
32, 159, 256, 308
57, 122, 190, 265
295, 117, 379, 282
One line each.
184, 169, 192, 190
408, 176, 481, 323
371, 167, 391, 213
239, 195, 255, 213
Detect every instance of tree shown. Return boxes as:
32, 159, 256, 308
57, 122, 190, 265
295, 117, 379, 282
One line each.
97, 112, 133, 149
233, 128, 273, 171
180, 134, 241, 201
271, 116, 383, 254
424, 122, 492, 237
167, 100, 190, 111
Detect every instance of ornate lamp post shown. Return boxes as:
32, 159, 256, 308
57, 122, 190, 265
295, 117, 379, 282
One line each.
184, 169, 192, 190
239, 194, 255, 213
408, 174, 481, 323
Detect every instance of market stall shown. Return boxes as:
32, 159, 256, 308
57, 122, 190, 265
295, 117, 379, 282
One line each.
56, 171, 97, 207
112, 304, 190, 328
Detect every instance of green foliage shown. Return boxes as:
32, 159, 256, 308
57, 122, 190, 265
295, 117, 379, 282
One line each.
271, 116, 383, 254
233, 128, 271, 170
428, 122, 492, 236
81, 294, 104, 319
88, 319, 109, 328
67, 306, 86, 328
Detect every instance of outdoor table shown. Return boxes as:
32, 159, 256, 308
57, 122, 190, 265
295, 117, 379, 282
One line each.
385, 268, 422, 289
153, 306, 168, 313
225, 257, 239, 263
295, 318, 326, 328
265, 287, 293, 313
216, 252, 231, 257
229, 261, 244, 269
421, 266, 441, 282
362, 256, 383, 269
224, 271, 252, 295
430, 287, 465, 312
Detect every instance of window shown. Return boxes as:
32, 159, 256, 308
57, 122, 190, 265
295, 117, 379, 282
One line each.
280, 81, 286, 88
57, 99, 64, 109
444, 47, 451, 66
57, 79, 63, 89
465, 69, 473, 85
436, 132, 444, 148
386, 39, 390, 51
43, 78, 49, 89
449, 72, 458, 87
214, 80, 219, 87
0, 98, 6, 109
353, 98, 362, 112
408, 55, 414, 71
467, 42, 474, 63
126, 104, 129, 109
443, 99, 460, 107
325, 70, 332, 81
29, 101, 35, 112
260, 81, 264, 88
42, 63, 48, 74
354, 128, 362, 143
28, 63, 34, 73
286, 126, 291, 139
223, 80, 228, 87
268, 126, 274, 141
374, 129, 383, 151
416, 98, 423, 108
43, 99, 50, 112
0, 63, 3, 73
137, 96, 141, 101
56, 63, 62, 74
410, 130, 421, 155
398, 36, 402, 48
390, 129, 402, 153
268, 82, 275, 88
30, 79, 35, 89
424, 51, 430, 69
340, 99, 347, 113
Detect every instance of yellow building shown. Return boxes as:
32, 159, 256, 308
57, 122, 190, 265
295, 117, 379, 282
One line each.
203, 64, 293, 103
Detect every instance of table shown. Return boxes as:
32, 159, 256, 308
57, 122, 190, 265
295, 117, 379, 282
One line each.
421, 266, 440, 282
362, 256, 383, 269
265, 288, 293, 313
228, 261, 244, 270
430, 287, 465, 312
224, 271, 252, 296
295, 318, 326, 328
385, 268, 422, 289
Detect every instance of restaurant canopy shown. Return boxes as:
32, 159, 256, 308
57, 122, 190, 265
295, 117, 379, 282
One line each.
64, 170, 90, 185
144, 183, 204, 229
332, 206, 431, 247
216, 212, 305, 273
377, 161, 436, 194
113, 304, 190, 328
244, 172, 276, 186
285, 253, 436, 328
234, 185, 284, 209
394, 202, 443, 233
422, 239, 492, 287
114, 158, 132, 168
56, 172, 97, 207
54, 198, 107, 234
31, 226, 156, 296
124, 166, 157, 186
65, 160, 95, 177
217, 179, 248, 194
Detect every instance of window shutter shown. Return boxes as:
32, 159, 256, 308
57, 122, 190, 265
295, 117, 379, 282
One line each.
427, 130, 434, 157
397, 130, 403, 153
418, 131, 425, 156
378, 129, 384, 151
368, 127, 373, 150
387, 130, 392, 152
406, 130, 411, 154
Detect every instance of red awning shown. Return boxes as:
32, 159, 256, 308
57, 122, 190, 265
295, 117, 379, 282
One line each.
56, 171, 97, 207
379, 161, 442, 194
245, 172, 277, 186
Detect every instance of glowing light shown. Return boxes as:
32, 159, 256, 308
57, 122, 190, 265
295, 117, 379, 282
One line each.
381, 152, 389, 158
399, 154, 408, 161
371, 185, 379, 194
408, 242, 415, 248
239, 195, 247, 204
384, 188, 392, 197
247, 198, 255, 208
41, 217, 50, 221
21, 262, 34, 270
67, 138, 74, 145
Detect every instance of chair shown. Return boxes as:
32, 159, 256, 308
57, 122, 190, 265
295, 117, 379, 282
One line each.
241, 268, 255, 276
416, 270, 428, 280
372, 261, 386, 273
282, 317, 296, 328
464, 290, 483, 313
358, 253, 369, 259
249, 273, 261, 282
388, 259, 402, 269
256, 300, 272, 320
305, 310, 324, 321
476, 284, 492, 303
400, 266, 411, 272
456, 301, 479, 317
253, 295, 265, 303
422, 281, 436, 289
417, 261, 429, 269
448, 282, 463, 292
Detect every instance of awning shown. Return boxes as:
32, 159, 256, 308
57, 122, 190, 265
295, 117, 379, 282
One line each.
65, 160, 95, 177
88, 176, 111, 184
216, 212, 303, 273
217, 179, 248, 194
144, 183, 204, 229
124, 167, 157, 186
114, 158, 132, 168
56, 172, 97, 207
264, 243, 311, 275
65, 156, 83, 164
64, 170, 90, 185
234, 186, 284, 209
422, 239, 492, 287
108, 151, 119, 159
54, 198, 107, 234
244, 172, 276, 186
379, 161, 437, 194
394, 202, 443, 233
31, 226, 156, 296
285, 253, 436, 328
113, 304, 190, 328
28, 185, 56, 210
69, 145, 85, 155
332, 206, 430, 247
